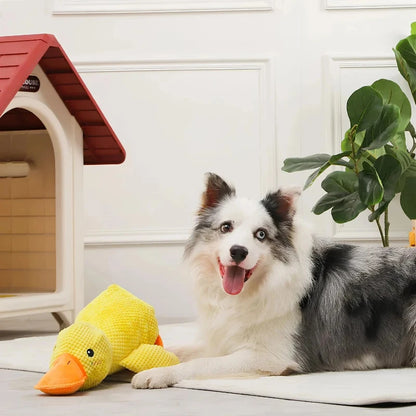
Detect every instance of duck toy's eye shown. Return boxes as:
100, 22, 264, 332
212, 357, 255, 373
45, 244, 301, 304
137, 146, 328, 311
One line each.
87, 349, 94, 357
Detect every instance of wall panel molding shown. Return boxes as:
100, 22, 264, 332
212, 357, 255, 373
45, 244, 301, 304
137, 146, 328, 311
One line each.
76, 57, 276, 246
84, 228, 190, 246
332, 230, 408, 244
325, 0, 416, 9
53, 0, 275, 14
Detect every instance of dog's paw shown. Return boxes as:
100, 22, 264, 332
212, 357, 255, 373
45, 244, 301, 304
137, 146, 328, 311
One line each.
131, 367, 178, 389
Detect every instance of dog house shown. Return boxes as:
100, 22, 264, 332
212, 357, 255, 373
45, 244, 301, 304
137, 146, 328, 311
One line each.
0, 34, 125, 327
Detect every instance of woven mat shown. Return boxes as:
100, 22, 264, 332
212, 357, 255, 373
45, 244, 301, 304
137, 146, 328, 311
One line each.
1, 322, 416, 405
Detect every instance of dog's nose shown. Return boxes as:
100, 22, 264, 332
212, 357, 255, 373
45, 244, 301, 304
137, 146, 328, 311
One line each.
230, 245, 248, 264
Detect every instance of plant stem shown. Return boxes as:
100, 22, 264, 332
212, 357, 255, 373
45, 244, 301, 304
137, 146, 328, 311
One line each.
384, 207, 390, 247
370, 206, 387, 247
349, 127, 360, 175
375, 216, 387, 247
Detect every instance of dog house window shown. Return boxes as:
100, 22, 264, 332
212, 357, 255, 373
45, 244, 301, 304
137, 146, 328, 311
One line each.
0, 108, 56, 293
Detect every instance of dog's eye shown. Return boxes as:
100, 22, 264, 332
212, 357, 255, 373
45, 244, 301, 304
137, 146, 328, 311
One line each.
220, 222, 233, 233
255, 228, 267, 241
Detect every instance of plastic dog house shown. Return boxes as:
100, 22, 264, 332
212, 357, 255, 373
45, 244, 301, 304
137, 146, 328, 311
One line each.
0, 34, 125, 327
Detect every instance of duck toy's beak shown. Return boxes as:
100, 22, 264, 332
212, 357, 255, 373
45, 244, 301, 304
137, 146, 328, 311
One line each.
35, 353, 87, 395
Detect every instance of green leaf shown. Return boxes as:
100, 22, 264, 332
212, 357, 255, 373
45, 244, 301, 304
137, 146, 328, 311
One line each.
347, 86, 383, 132
282, 154, 331, 172
368, 200, 389, 222
367, 147, 386, 160
412, 22, 416, 36
312, 192, 346, 215
385, 146, 413, 172
368, 154, 403, 222
329, 151, 353, 168
391, 132, 408, 151
406, 121, 416, 138
374, 154, 402, 202
371, 79, 411, 132
359, 150, 377, 164
398, 159, 416, 192
360, 104, 400, 150
314, 170, 366, 223
394, 41, 416, 103
400, 176, 416, 219
283, 151, 354, 190
303, 162, 331, 190
396, 35, 416, 67
341, 129, 353, 152
321, 171, 357, 194
341, 130, 366, 153
358, 162, 383, 206
342, 129, 366, 152
331, 192, 367, 223
301, 151, 353, 190
354, 130, 366, 147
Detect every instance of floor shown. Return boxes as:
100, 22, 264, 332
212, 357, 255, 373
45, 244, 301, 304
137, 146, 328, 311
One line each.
2, 316, 416, 415
3, 368, 416, 416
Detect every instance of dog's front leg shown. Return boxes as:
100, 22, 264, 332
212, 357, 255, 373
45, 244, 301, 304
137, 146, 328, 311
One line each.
131, 349, 285, 389
166, 343, 205, 362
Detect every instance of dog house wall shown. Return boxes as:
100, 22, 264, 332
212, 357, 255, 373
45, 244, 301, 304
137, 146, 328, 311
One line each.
0, 127, 56, 293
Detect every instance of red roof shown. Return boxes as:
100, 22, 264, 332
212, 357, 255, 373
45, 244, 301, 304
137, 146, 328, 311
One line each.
0, 34, 125, 165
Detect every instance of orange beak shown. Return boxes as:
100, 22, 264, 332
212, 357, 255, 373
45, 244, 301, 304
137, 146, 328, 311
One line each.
35, 353, 87, 395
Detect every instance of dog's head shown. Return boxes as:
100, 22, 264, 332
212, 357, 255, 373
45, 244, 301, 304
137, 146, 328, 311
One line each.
185, 173, 301, 296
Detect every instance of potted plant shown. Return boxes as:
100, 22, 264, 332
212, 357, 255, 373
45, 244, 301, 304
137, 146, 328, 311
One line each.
282, 24, 416, 247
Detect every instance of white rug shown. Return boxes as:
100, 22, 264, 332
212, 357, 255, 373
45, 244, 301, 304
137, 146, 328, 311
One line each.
1, 322, 416, 406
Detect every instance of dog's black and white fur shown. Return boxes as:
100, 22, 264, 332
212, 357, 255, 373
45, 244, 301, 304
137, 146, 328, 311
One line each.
132, 173, 416, 388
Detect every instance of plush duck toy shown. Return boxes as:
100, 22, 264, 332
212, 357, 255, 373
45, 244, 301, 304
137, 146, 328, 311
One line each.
35, 284, 179, 395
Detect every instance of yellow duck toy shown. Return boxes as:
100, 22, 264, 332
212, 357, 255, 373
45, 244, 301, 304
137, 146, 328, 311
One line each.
35, 284, 179, 395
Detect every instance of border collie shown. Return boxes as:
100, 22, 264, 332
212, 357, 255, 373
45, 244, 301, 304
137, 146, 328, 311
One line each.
132, 173, 416, 389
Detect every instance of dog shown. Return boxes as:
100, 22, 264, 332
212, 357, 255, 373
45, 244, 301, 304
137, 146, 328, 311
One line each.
132, 172, 416, 389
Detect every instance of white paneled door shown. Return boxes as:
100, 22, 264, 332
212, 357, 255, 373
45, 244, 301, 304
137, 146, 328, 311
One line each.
0, 1, 415, 323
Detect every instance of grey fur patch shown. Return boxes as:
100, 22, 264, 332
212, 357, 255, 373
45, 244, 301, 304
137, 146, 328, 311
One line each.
184, 205, 220, 259
296, 238, 416, 372
260, 192, 295, 263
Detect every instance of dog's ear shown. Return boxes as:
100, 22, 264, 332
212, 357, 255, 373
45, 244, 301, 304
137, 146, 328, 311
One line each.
261, 187, 301, 223
199, 173, 235, 214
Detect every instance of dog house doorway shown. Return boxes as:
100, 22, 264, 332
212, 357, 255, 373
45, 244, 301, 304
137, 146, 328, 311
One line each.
0, 108, 57, 296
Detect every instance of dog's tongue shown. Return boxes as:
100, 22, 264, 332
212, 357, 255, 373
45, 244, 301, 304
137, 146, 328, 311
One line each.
222, 266, 246, 295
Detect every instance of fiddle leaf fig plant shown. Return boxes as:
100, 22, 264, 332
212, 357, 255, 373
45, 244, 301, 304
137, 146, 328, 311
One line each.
282, 24, 416, 247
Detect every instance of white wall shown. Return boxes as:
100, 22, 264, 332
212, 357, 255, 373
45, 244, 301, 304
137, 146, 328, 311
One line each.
1, 0, 415, 324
